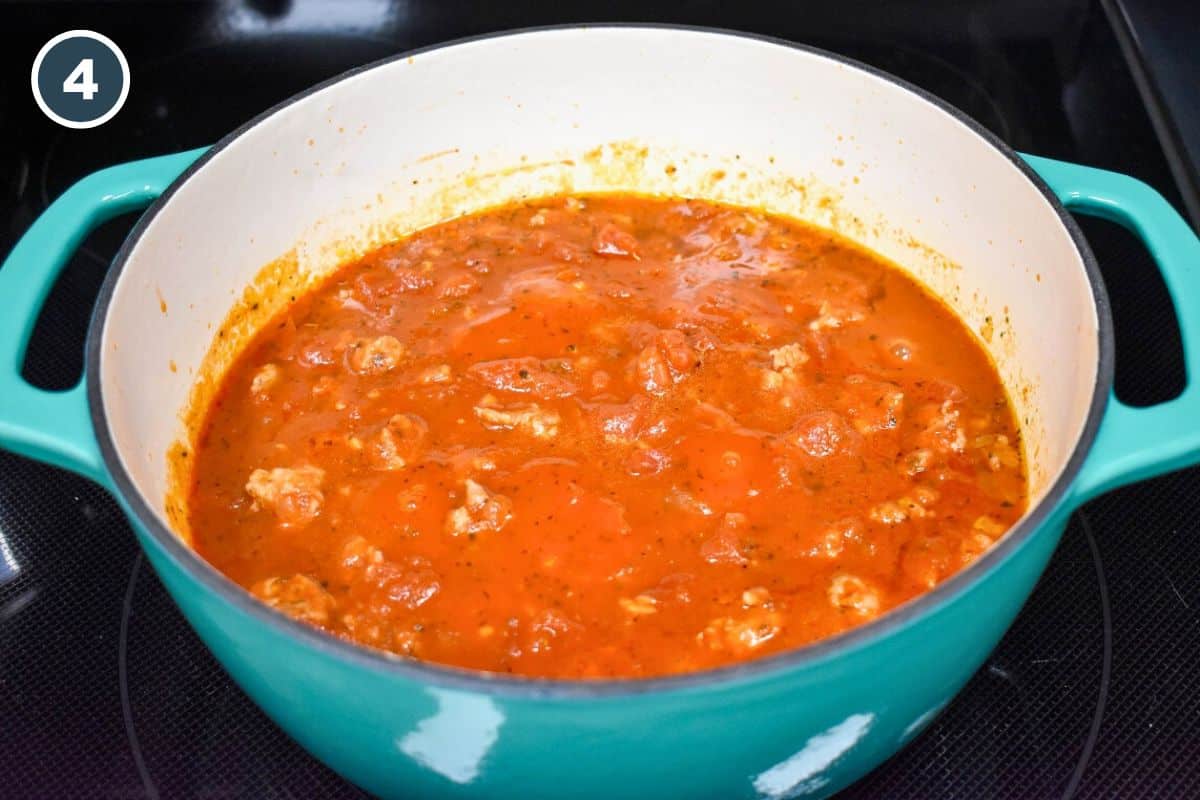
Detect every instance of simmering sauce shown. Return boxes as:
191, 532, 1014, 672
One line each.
188, 195, 1026, 678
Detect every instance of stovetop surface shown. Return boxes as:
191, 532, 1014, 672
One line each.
1, 2, 1198, 798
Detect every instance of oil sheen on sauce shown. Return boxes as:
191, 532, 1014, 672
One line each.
187, 195, 1027, 679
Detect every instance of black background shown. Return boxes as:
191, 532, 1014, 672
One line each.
1, 1, 1197, 798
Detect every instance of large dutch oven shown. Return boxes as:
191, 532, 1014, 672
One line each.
3, 26, 1200, 800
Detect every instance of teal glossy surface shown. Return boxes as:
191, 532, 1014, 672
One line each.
128, 500, 1069, 800
1, 148, 1198, 798
0, 148, 205, 491
1022, 154, 1200, 506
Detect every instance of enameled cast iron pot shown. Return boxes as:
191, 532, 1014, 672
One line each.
4, 26, 1200, 800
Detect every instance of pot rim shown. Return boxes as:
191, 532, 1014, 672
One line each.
85, 23, 1113, 699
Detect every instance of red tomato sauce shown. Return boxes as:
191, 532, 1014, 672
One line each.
187, 195, 1027, 679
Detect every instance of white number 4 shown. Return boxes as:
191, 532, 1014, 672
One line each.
63, 58, 99, 101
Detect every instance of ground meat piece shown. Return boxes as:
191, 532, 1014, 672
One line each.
959, 516, 1007, 565
870, 492, 938, 525
709, 209, 768, 242
337, 536, 440, 611
973, 515, 1008, 537
634, 329, 697, 396
699, 609, 783, 655
390, 270, 436, 294
759, 368, 786, 392
252, 574, 335, 625
311, 375, 337, 396
369, 556, 442, 611
366, 413, 428, 471
245, 465, 325, 527
474, 395, 560, 439
339, 535, 385, 575
896, 496, 933, 519
445, 478, 513, 537
916, 399, 967, 453
618, 595, 659, 616
769, 343, 809, 370
808, 299, 866, 330
437, 272, 480, 299
467, 357, 578, 398
592, 222, 641, 259
417, 364, 452, 384
828, 574, 881, 617
358, 260, 435, 296
784, 410, 862, 458
635, 345, 672, 395
959, 532, 994, 565
841, 375, 905, 434
583, 395, 651, 443
346, 335, 405, 374
912, 486, 940, 506
635, 573, 695, 607
442, 449, 500, 480
249, 363, 280, 397
741, 586, 771, 607
902, 448, 936, 477
738, 313, 792, 343
870, 501, 910, 525
901, 537, 954, 589
787, 266, 880, 321
625, 446, 670, 476
973, 433, 1021, 471
811, 518, 863, 558
760, 343, 810, 401
656, 330, 696, 372
298, 330, 354, 369
340, 614, 406, 651
522, 608, 582, 655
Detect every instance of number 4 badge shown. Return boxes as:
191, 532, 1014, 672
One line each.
63, 58, 100, 101
32, 30, 130, 129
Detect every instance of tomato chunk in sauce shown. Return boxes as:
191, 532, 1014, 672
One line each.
188, 195, 1027, 679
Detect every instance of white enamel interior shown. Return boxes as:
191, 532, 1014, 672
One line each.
99, 27, 1098, 531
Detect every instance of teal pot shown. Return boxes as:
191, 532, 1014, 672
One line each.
3, 26, 1200, 800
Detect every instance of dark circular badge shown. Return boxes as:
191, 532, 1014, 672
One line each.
31, 30, 130, 129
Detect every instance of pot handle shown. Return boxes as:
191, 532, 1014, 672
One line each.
1023, 154, 1200, 505
0, 148, 206, 489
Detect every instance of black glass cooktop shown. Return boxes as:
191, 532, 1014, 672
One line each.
2, 2, 1198, 798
